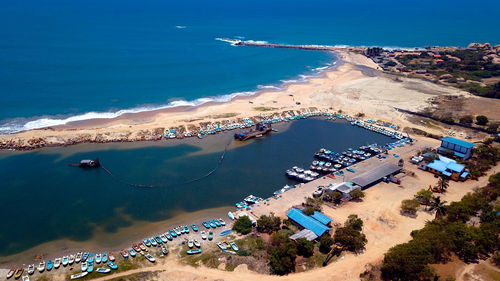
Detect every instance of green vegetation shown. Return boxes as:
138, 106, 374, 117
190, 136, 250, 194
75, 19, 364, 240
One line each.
350, 189, 365, 200
295, 238, 315, 257
253, 107, 278, 112
415, 189, 433, 205
400, 199, 420, 216
380, 173, 500, 280
319, 235, 335, 254
302, 206, 315, 216
476, 115, 489, 125
437, 176, 449, 192
256, 213, 281, 233
333, 214, 367, 253
232, 216, 253, 234
459, 115, 474, 125
464, 144, 500, 179
428, 196, 447, 219
268, 230, 297, 275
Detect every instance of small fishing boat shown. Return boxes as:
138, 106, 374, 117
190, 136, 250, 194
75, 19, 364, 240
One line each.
143, 238, 151, 247
132, 244, 141, 252
186, 248, 202, 255
81, 252, 89, 262
208, 231, 213, 241
202, 221, 210, 229
87, 254, 94, 263
37, 261, 45, 273
160, 234, 168, 243
188, 240, 194, 248
106, 261, 118, 270
75, 252, 82, 263
214, 220, 221, 227
209, 221, 217, 228
62, 256, 69, 266
108, 252, 115, 262
69, 254, 75, 265
143, 253, 156, 263
101, 253, 108, 263
6, 268, 15, 279
154, 236, 163, 244
218, 218, 226, 226
191, 224, 198, 232
166, 233, 173, 241
127, 248, 137, 257
169, 230, 177, 238
230, 242, 239, 251
160, 245, 169, 255
220, 230, 232, 236
227, 212, 235, 220
54, 258, 61, 268
180, 227, 186, 234
46, 260, 53, 271
150, 237, 158, 246
95, 268, 111, 274
120, 250, 129, 259
27, 265, 34, 275
201, 231, 207, 240
70, 272, 88, 280
14, 268, 23, 279
139, 243, 147, 251
184, 225, 190, 234
216, 242, 227, 250
81, 261, 87, 272
174, 228, 181, 236
193, 240, 201, 248
95, 253, 102, 263
21, 276, 29, 281
87, 262, 94, 273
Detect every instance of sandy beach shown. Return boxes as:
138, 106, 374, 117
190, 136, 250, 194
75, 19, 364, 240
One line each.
0, 50, 473, 151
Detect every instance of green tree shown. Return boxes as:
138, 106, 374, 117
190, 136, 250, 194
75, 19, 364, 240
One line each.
256, 213, 281, 234
459, 115, 474, 125
302, 206, 315, 216
429, 196, 447, 219
345, 214, 364, 231
319, 235, 335, 254
415, 189, 433, 205
232, 216, 253, 235
475, 115, 489, 125
400, 199, 420, 216
268, 230, 297, 275
295, 238, 314, 257
437, 176, 449, 192
333, 226, 367, 252
381, 242, 435, 281
350, 189, 365, 201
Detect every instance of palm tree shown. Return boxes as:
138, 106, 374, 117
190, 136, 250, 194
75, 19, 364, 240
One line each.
437, 176, 449, 192
429, 196, 447, 219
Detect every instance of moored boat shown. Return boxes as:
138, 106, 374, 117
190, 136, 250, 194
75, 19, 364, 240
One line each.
70, 272, 88, 280
21, 276, 29, 281
86, 262, 94, 273
62, 256, 69, 267
160, 235, 168, 243
101, 253, 108, 263
201, 231, 207, 240
143, 253, 156, 263
108, 252, 115, 262
218, 218, 226, 226
193, 240, 201, 248
227, 212, 235, 220
220, 230, 232, 236
150, 237, 158, 246
127, 248, 137, 257
75, 252, 82, 263
143, 238, 151, 247
95, 268, 111, 274
132, 244, 141, 252
37, 261, 45, 273
95, 253, 102, 263
208, 231, 213, 241
216, 242, 227, 250
230, 242, 239, 251
191, 224, 198, 232
187, 240, 194, 248
69, 254, 75, 264
120, 250, 129, 259
14, 268, 23, 279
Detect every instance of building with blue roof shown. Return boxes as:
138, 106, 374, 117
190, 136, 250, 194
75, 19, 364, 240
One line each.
438, 137, 475, 160
426, 157, 469, 181
310, 211, 333, 226
286, 208, 331, 238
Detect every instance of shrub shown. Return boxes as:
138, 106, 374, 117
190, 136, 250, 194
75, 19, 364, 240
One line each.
350, 189, 365, 200
268, 230, 297, 275
319, 235, 335, 254
232, 216, 253, 235
475, 115, 489, 125
256, 213, 281, 234
302, 206, 315, 216
401, 199, 420, 216
415, 189, 433, 205
295, 238, 314, 257
459, 115, 473, 125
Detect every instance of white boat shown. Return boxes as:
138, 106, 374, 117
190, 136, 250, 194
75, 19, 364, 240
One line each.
218, 218, 226, 226
37, 261, 45, 273
27, 265, 34, 275
81, 261, 87, 272
21, 275, 29, 281
75, 252, 82, 263
108, 253, 115, 262
194, 240, 201, 248
54, 258, 61, 268
70, 272, 88, 280
230, 242, 239, 251
95, 268, 111, 274
216, 242, 227, 250
143, 253, 156, 263
187, 240, 194, 248
62, 256, 69, 266
227, 212, 235, 220
69, 254, 75, 264
95, 253, 102, 263
201, 231, 207, 240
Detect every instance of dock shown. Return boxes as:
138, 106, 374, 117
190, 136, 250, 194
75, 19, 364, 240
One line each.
216, 38, 349, 52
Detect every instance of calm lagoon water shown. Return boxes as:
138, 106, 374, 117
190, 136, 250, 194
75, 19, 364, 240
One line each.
0, 119, 393, 256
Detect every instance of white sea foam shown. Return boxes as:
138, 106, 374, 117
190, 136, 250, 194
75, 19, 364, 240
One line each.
175, 25, 187, 29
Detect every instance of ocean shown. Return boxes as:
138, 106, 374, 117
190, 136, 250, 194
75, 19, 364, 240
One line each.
1, 0, 499, 132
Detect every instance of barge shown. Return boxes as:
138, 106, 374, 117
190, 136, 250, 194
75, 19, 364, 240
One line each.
234, 123, 272, 141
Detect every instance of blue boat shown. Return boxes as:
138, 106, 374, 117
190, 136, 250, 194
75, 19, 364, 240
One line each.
228, 212, 235, 220
184, 226, 190, 233
81, 252, 89, 262
202, 222, 210, 229
106, 261, 118, 270
154, 236, 163, 244
186, 248, 202, 255
346, 168, 356, 173
166, 233, 173, 240
220, 230, 232, 236
128, 248, 136, 257
46, 260, 53, 271
95, 267, 111, 274
191, 224, 199, 232
87, 262, 94, 273
101, 253, 108, 263
209, 221, 217, 228
169, 230, 177, 238
214, 220, 221, 227
87, 254, 94, 263
143, 238, 151, 247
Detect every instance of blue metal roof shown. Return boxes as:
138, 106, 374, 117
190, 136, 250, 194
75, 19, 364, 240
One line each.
427, 161, 448, 172
310, 211, 333, 225
447, 162, 465, 173
460, 172, 469, 178
441, 137, 475, 149
286, 208, 331, 236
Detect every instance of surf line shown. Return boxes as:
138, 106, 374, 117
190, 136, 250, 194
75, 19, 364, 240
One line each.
99, 139, 233, 188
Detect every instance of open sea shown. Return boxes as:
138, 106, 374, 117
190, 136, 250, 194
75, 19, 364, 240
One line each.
0, 0, 499, 261
0, 0, 499, 132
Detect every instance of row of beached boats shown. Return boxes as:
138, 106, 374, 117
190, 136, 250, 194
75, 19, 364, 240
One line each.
235, 194, 264, 210
285, 167, 320, 182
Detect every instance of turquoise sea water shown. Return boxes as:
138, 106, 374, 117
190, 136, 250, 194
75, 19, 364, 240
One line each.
0, 0, 499, 132
0, 119, 393, 256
